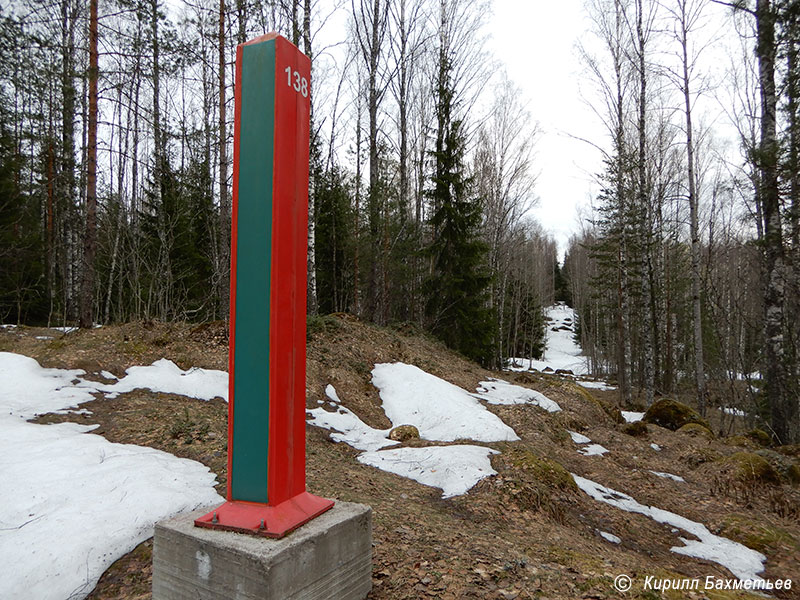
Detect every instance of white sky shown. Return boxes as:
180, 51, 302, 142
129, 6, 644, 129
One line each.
488, 0, 605, 256
485, 0, 742, 258
309, 0, 743, 258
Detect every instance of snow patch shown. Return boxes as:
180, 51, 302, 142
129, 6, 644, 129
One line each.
566, 428, 608, 455
474, 379, 561, 412
578, 443, 609, 456
0, 352, 94, 419
358, 445, 498, 499
599, 530, 621, 544
621, 411, 645, 423
720, 406, 746, 417
567, 430, 592, 444
577, 380, 616, 390
325, 384, 342, 404
525, 305, 589, 375
82, 359, 228, 402
0, 352, 222, 600
649, 470, 685, 483
572, 474, 766, 582
371, 363, 519, 442
306, 386, 397, 452
309, 379, 509, 498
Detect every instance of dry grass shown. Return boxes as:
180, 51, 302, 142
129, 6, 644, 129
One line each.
2, 317, 799, 599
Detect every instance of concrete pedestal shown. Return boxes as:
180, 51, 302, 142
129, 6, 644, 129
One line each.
152, 501, 371, 600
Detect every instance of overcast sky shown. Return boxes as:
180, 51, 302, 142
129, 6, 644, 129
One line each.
311, 0, 740, 259
485, 0, 740, 258
488, 0, 605, 256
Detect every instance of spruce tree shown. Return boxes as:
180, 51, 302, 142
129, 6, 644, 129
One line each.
425, 54, 493, 364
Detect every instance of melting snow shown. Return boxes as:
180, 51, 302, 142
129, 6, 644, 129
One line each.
81, 359, 228, 402
578, 444, 610, 456
567, 429, 609, 455
568, 430, 592, 444
358, 445, 498, 499
720, 406, 746, 417
0, 352, 93, 419
524, 305, 589, 375
0, 352, 222, 600
372, 363, 519, 442
306, 385, 397, 452
599, 530, 621, 544
621, 411, 645, 423
572, 474, 766, 582
577, 380, 616, 390
310, 376, 511, 498
474, 379, 561, 412
649, 470, 685, 483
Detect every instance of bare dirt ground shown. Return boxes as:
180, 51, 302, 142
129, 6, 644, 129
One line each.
1, 316, 799, 600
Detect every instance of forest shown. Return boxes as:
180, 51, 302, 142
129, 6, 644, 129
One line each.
564, 0, 800, 444
0, 0, 798, 443
0, 0, 553, 367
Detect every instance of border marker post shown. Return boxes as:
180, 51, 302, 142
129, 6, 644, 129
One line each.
194, 32, 333, 539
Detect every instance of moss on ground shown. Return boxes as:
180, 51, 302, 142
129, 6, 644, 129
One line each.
644, 398, 709, 431
724, 452, 781, 485
623, 421, 649, 437
572, 384, 624, 424
777, 444, 800, 458
754, 449, 800, 485
677, 422, 715, 440
725, 435, 761, 450
746, 429, 772, 447
719, 514, 799, 556
511, 450, 577, 492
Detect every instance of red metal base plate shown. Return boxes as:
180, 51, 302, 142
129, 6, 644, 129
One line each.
194, 492, 334, 539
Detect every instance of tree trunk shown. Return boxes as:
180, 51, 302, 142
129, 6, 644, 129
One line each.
304, 0, 318, 315
756, 0, 793, 442
680, 0, 707, 415
614, 0, 632, 406
636, 0, 654, 406
79, 0, 98, 328
353, 86, 363, 316
219, 0, 230, 320
367, 0, 383, 322
60, 0, 77, 322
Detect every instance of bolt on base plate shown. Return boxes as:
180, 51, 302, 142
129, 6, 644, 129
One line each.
194, 492, 334, 539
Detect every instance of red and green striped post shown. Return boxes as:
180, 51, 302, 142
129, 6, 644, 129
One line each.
194, 33, 334, 539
